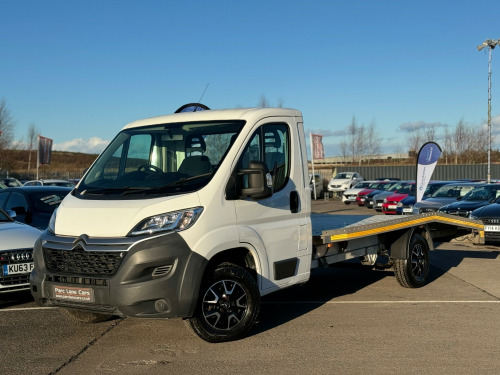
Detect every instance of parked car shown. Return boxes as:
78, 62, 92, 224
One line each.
342, 181, 376, 204
0, 177, 23, 188
438, 183, 500, 218
470, 201, 500, 243
355, 181, 393, 206
0, 186, 72, 230
327, 172, 363, 195
309, 173, 324, 199
23, 179, 75, 187
382, 183, 415, 214
411, 182, 480, 215
0, 208, 42, 293
395, 181, 450, 215
368, 180, 413, 210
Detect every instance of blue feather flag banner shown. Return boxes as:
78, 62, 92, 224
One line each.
416, 141, 442, 203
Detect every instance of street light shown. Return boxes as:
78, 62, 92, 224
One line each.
477, 39, 499, 183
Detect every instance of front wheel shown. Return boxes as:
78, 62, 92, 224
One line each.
393, 234, 430, 288
185, 262, 260, 343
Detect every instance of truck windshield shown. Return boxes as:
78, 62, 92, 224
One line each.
77, 120, 245, 197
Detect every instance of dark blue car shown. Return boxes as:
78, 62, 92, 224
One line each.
438, 183, 500, 218
0, 186, 72, 230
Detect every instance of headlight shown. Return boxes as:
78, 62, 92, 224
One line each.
48, 208, 58, 233
397, 202, 403, 208
129, 207, 203, 236
383, 198, 388, 203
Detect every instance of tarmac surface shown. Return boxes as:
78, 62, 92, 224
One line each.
1, 199, 499, 375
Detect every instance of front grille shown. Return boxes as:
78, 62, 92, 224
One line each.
483, 218, 500, 225
481, 218, 500, 242
1, 249, 33, 289
43, 247, 124, 276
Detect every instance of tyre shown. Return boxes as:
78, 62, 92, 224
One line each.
59, 308, 112, 323
185, 262, 260, 343
393, 234, 430, 288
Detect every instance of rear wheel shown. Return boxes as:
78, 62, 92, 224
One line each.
59, 308, 112, 323
185, 262, 260, 343
393, 234, 430, 288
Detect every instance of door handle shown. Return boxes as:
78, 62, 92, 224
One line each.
290, 191, 299, 213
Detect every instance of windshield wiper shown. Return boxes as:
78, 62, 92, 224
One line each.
79, 187, 126, 196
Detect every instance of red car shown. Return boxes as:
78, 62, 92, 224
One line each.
382, 183, 415, 214
356, 181, 394, 206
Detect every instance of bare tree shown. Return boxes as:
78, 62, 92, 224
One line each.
27, 123, 38, 173
0, 99, 15, 149
258, 95, 269, 107
345, 116, 366, 165
0, 99, 16, 173
365, 119, 381, 164
443, 127, 454, 164
453, 119, 468, 164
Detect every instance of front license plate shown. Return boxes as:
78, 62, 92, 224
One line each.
2, 262, 34, 275
403, 208, 412, 213
376, 202, 382, 207
484, 225, 500, 232
53, 285, 95, 303
388, 204, 397, 209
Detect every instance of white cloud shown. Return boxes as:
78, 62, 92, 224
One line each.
53, 137, 109, 154
398, 121, 448, 133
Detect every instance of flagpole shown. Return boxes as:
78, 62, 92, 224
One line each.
36, 135, 39, 180
310, 134, 317, 199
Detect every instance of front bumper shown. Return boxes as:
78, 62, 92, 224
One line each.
30, 230, 206, 319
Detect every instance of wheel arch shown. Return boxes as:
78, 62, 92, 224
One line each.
387, 225, 433, 260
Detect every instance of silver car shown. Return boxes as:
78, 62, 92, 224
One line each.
0, 208, 41, 293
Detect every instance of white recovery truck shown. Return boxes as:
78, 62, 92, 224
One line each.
30, 106, 484, 342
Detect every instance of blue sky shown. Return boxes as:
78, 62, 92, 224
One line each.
1, 0, 500, 157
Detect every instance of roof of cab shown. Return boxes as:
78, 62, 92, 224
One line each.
122, 107, 302, 130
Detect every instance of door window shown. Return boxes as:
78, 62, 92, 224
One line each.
239, 123, 290, 192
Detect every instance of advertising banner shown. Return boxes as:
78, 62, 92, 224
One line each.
416, 141, 442, 203
38, 135, 53, 165
311, 133, 324, 160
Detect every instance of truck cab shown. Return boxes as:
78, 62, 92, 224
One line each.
30, 106, 313, 342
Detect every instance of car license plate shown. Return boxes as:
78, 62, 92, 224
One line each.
2, 262, 34, 275
403, 208, 412, 213
53, 285, 95, 303
376, 202, 382, 207
388, 204, 397, 209
484, 225, 500, 232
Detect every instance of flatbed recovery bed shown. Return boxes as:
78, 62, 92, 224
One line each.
310, 212, 484, 276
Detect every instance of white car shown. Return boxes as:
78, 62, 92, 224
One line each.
342, 181, 376, 204
328, 172, 364, 194
23, 179, 75, 187
0, 208, 42, 293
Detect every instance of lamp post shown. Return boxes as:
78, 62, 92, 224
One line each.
477, 39, 499, 183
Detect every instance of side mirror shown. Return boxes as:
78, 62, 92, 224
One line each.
239, 161, 273, 200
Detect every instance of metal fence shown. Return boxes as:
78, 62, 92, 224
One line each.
311, 164, 500, 182
0, 171, 84, 181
